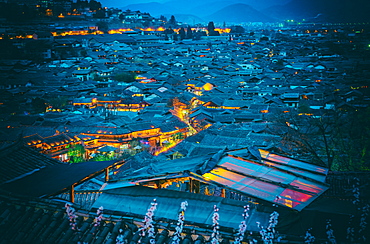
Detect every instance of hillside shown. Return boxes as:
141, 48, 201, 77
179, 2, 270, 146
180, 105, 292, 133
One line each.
119, 0, 288, 21
205, 3, 276, 23
121, 2, 181, 18
265, 0, 370, 22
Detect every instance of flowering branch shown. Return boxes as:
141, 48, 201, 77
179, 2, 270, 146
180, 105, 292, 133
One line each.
94, 206, 104, 227
352, 177, 360, 205
211, 205, 220, 244
116, 229, 125, 244
140, 199, 158, 244
304, 228, 315, 243
326, 219, 337, 244
65, 203, 78, 230
346, 214, 355, 242
257, 211, 279, 244
234, 205, 249, 244
358, 203, 369, 242
172, 201, 188, 244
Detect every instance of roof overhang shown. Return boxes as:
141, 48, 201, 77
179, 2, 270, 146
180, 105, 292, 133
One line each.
0, 160, 124, 198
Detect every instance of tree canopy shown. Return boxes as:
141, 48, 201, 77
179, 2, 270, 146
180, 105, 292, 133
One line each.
96, 21, 109, 33
186, 26, 193, 39
272, 108, 370, 171
67, 144, 86, 163
168, 15, 177, 27
47, 96, 69, 109
230, 25, 245, 34
179, 27, 186, 40
207, 21, 215, 32
113, 71, 136, 83
207, 21, 220, 36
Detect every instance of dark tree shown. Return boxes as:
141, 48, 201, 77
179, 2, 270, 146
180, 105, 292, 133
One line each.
47, 96, 69, 109
143, 20, 151, 28
113, 71, 136, 82
93, 73, 105, 82
230, 25, 245, 34
159, 15, 167, 22
32, 98, 47, 113
24, 40, 52, 62
89, 0, 102, 11
0, 2, 37, 21
193, 30, 207, 40
179, 27, 186, 40
164, 27, 174, 35
272, 108, 370, 171
96, 21, 109, 33
168, 15, 177, 26
207, 21, 215, 33
0, 39, 23, 59
207, 21, 219, 36
186, 25, 193, 39
94, 9, 106, 18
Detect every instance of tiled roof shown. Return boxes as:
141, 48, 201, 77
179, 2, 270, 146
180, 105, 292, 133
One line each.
0, 190, 268, 244
0, 140, 63, 184
54, 191, 102, 210
126, 122, 157, 132
0, 160, 119, 198
42, 133, 74, 145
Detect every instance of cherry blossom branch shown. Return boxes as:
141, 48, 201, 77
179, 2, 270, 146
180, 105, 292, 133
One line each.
304, 228, 315, 243
172, 201, 188, 244
140, 199, 158, 244
211, 205, 220, 244
234, 205, 249, 244
257, 211, 279, 244
65, 203, 78, 230
94, 206, 104, 227
326, 219, 337, 244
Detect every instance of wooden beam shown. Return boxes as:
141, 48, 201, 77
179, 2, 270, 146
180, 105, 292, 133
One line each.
105, 167, 109, 182
221, 188, 226, 198
70, 184, 75, 203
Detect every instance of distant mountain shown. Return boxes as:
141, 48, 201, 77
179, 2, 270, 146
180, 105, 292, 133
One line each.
110, 0, 291, 11
121, 2, 181, 17
121, 2, 204, 23
187, 1, 241, 17
162, 14, 205, 25
118, 0, 290, 20
165, 0, 291, 12
117, 0, 370, 24
205, 3, 275, 23
265, 0, 370, 22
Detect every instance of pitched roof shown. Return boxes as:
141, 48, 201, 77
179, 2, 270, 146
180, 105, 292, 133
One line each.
96, 185, 269, 231
116, 147, 329, 211
126, 122, 157, 132
0, 160, 120, 198
0, 140, 63, 184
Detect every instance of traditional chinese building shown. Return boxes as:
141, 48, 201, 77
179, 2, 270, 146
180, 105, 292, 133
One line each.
107, 146, 329, 212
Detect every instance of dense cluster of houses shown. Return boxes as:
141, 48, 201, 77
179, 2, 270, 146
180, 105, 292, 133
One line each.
0, 22, 370, 243
1, 24, 369, 162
